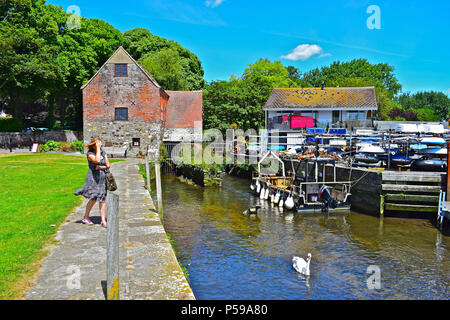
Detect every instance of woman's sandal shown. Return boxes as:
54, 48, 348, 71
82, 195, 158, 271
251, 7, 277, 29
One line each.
101, 221, 107, 228
82, 218, 94, 225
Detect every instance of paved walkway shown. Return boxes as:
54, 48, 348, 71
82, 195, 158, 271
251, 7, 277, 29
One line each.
26, 158, 195, 300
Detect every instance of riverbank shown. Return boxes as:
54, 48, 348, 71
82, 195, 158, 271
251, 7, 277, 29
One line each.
25, 158, 194, 300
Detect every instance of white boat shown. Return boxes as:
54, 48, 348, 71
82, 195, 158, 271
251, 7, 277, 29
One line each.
391, 123, 419, 133
358, 144, 385, 154
420, 137, 446, 145
329, 139, 347, 146
418, 124, 445, 134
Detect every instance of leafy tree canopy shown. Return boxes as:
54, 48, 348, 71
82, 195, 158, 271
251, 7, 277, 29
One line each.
123, 28, 205, 91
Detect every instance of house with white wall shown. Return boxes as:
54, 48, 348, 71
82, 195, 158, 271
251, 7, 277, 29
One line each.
264, 86, 378, 131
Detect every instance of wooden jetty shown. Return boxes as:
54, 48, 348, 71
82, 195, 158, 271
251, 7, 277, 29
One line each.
380, 171, 445, 215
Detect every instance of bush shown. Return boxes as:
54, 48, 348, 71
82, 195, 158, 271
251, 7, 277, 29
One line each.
0, 118, 22, 132
389, 108, 418, 121
59, 142, 74, 152
39, 144, 49, 153
39, 140, 61, 152
71, 140, 84, 153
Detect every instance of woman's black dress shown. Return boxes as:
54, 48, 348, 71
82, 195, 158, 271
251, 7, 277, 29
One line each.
74, 149, 107, 202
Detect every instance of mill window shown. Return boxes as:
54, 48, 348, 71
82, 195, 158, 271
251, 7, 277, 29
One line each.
114, 64, 128, 77
115, 108, 128, 121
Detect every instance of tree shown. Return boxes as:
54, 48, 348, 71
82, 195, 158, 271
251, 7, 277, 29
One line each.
142, 48, 187, 91
203, 58, 297, 131
124, 28, 205, 91
302, 59, 402, 97
396, 91, 449, 120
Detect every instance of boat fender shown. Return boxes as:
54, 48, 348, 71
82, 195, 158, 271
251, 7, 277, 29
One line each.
285, 195, 295, 210
264, 187, 270, 200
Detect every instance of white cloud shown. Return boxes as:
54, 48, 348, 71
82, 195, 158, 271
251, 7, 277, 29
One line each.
205, 0, 225, 8
281, 44, 329, 61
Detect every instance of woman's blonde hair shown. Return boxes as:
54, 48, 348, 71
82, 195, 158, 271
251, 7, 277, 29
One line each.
86, 137, 101, 153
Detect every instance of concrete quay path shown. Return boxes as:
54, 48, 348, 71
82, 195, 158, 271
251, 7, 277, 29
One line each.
26, 158, 195, 300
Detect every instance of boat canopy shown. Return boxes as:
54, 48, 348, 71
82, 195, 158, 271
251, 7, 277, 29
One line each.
417, 124, 445, 134
391, 123, 419, 133
358, 144, 385, 153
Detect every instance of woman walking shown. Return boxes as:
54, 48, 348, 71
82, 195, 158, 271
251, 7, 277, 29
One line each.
74, 137, 111, 228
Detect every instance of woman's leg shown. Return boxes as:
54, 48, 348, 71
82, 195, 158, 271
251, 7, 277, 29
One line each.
99, 201, 107, 224
84, 199, 96, 220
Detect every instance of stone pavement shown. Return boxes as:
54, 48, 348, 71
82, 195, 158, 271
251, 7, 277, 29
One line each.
26, 158, 195, 300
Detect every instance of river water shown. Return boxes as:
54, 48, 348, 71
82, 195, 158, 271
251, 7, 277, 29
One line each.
158, 174, 449, 300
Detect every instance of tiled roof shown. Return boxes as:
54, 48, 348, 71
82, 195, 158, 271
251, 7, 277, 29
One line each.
165, 91, 202, 128
264, 87, 377, 110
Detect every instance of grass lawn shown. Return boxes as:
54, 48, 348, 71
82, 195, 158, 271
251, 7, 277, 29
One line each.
0, 153, 122, 299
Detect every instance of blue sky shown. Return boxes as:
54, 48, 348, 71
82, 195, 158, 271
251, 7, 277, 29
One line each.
48, 0, 450, 95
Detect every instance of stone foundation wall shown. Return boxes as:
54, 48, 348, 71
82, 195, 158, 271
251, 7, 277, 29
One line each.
84, 120, 162, 159
0, 131, 82, 148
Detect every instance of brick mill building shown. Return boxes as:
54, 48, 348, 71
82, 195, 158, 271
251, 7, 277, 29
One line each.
81, 46, 202, 158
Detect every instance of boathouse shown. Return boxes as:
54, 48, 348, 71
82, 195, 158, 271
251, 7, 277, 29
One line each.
264, 86, 378, 130
81, 46, 202, 157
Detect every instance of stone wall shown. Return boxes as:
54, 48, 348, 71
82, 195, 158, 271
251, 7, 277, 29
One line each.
0, 131, 82, 148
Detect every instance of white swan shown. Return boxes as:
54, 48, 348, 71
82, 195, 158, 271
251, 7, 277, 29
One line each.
292, 253, 311, 276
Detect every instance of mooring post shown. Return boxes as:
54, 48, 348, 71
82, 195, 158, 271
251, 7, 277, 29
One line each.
106, 192, 120, 300
155, 160, 163, 215
380, 194, 385, 217
145, 147, 151, 193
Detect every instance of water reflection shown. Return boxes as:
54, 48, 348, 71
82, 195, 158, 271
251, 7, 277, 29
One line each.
159, 174, 450, 300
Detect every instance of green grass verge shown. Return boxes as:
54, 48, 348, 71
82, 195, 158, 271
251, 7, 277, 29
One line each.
0, 153, 122, 299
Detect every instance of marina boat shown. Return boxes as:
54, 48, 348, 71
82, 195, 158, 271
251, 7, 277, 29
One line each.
251, 152, 352, 213
353, 144, 385, 164
390, 155, 413, 166
292, 157, 352, 213
411, 159, 447, 172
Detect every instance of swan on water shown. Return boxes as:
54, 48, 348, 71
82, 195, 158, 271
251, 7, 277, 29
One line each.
292, 253, 311, 276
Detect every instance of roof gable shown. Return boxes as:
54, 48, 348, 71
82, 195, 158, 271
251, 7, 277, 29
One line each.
264, 87, 378, 110
81, 46, 163, 91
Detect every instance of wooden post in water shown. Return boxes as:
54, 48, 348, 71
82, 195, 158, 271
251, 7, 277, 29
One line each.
447, 141, 450, 201
380, 194, 385, 217
106, 192, 119, 300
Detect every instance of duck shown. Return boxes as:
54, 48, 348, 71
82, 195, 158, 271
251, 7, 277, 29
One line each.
292, 253, 311, 276
242, 205, 261, 216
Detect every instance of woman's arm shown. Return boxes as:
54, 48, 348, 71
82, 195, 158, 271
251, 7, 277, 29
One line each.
88, 142, 102, 164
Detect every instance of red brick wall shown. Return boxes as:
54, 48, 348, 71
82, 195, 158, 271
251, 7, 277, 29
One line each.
83, 63, 162, 123
165, 91, 202, 129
